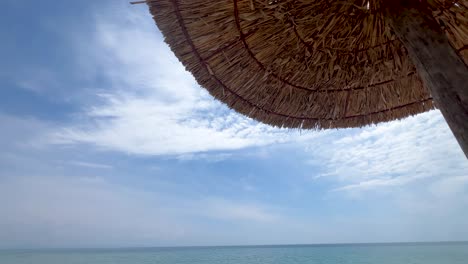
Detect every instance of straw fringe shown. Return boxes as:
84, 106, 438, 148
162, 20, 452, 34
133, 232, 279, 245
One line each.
147, 0, 467, 129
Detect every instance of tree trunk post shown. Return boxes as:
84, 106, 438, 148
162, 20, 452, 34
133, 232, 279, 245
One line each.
385, 0, 468, 158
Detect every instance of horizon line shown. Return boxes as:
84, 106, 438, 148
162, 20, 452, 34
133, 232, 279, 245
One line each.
3, 240, 468, 251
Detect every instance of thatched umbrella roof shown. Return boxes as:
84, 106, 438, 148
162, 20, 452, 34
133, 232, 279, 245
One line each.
134, 0, 468, 155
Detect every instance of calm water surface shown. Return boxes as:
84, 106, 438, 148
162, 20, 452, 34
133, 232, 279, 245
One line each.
1, 243, 467, 264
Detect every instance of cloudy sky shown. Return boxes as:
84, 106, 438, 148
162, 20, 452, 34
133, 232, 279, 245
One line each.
1, 0, 467, 249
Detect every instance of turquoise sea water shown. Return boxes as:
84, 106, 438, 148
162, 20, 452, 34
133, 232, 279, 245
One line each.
1, 243, 467, 264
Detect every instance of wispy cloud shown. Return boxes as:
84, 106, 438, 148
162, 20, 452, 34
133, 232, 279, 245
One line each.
332, 175, 421, 192
307, 110, 468, 193
176, 152, 233, 163
52, 4, 314, 156
68, 161, 113, 169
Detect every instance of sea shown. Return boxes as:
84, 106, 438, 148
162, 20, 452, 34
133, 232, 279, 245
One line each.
1, 242, 467, 264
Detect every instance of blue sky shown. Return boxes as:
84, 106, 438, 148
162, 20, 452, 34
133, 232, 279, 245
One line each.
1, 0, 467, 249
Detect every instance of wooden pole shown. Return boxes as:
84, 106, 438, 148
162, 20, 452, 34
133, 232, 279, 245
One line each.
386, 0, 468, 158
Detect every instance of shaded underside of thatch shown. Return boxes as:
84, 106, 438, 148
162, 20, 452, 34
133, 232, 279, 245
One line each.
147, 0, 468, 129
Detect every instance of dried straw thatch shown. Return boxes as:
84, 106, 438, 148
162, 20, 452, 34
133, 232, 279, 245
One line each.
143, 0, 468, 129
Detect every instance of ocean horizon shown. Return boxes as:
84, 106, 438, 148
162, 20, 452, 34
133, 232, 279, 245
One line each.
3, 240, 468, 250
2, 241, 467, 264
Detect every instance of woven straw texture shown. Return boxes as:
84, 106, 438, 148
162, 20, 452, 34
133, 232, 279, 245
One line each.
147, 0, 468, 129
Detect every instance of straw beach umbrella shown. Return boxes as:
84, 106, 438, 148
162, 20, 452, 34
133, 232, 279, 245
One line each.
132, 0, 468, 157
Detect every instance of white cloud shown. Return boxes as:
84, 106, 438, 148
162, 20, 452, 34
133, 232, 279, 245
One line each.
176, 152, 233, 163
68, 161, 113, 169
307, 110, 468, 193
53, 4, 313, 156
333, 176, 416, 192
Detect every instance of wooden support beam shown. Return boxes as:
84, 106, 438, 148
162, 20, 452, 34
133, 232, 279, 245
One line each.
386, 0, 468, 158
